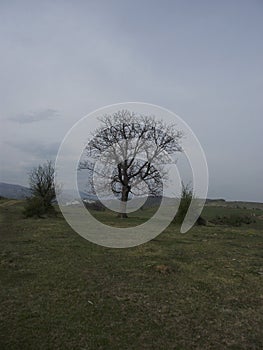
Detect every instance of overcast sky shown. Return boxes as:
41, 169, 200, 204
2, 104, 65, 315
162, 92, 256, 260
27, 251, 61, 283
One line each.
0, 0, 262, 201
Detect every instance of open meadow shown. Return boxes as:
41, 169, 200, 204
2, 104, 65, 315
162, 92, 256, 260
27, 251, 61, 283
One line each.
0, 199, 263, 349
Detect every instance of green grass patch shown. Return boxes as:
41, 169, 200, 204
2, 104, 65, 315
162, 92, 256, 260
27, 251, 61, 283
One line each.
0, 200, 263, 349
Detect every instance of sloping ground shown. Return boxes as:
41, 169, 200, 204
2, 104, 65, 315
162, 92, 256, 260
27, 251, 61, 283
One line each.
206, 199, 263, 210
0, 199, 24, 207
0, 202, 263, 349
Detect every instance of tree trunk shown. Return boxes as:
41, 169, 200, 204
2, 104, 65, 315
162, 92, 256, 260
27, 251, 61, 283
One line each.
118, 185, 129, 218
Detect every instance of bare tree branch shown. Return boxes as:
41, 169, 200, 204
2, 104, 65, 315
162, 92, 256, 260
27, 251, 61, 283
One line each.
79, 110, 183, 218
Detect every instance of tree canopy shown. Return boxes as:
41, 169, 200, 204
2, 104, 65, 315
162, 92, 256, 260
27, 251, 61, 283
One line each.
80, 110, 183, 218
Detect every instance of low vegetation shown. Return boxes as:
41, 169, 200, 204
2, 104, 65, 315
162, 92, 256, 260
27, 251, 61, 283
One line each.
210, 214, 256, 227
0, 199, 263, 349
23, 196, 57, 218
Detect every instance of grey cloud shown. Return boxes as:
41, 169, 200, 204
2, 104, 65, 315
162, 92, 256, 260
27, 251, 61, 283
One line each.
7, 140, 60, 159
8, 109, 59, 124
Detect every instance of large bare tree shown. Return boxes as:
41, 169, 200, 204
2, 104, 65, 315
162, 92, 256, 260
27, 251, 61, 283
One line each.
80, 110, 183, 218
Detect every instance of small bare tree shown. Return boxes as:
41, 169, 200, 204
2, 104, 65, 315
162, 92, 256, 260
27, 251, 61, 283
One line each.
79, 110, 183, 218
25, 161, 57, 217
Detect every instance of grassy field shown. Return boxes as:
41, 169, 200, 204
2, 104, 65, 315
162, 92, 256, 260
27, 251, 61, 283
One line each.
0, 199, 263, 349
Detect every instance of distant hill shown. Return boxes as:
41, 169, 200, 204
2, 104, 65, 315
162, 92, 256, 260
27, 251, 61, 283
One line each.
0, 183, 98, 202
1, 182, 262, 210
58, 189, 97, 204
0, 182, 31, 199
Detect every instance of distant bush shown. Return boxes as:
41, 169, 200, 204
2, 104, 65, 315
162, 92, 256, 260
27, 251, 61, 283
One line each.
174, 183, 193, 224
210, 215, 255, 227
83, 200, 105, 212
196, 216, 207, 226
174, 183, 206, 226
23, 197, 56, 218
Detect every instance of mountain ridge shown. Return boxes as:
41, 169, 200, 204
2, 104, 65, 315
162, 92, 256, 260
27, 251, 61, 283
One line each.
0, 182, 31, 199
